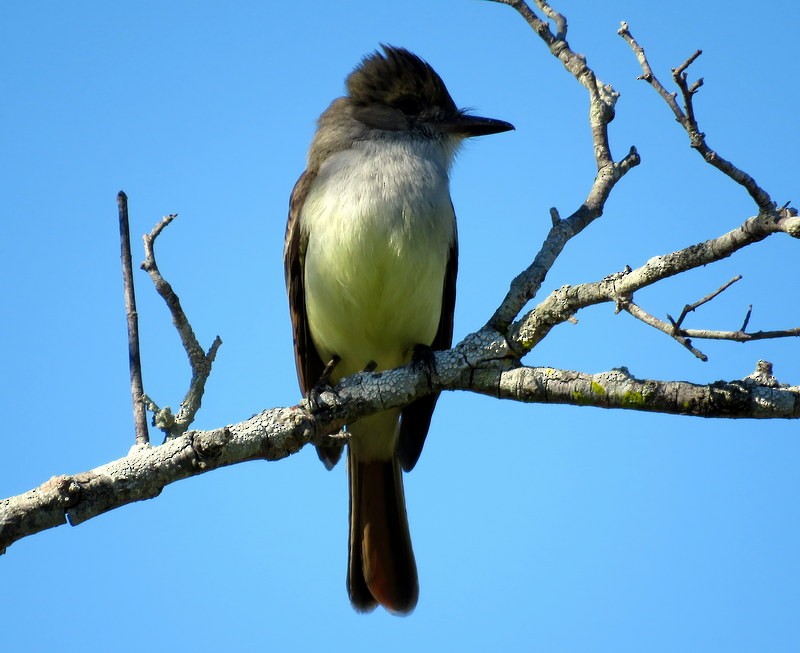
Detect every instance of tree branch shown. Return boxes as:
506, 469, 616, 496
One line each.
620, 299, 709, 361
680, 326, 800, 342
614, 274, 799, 358
3, 341, 798, 553
3, 2, 798, 558
487, 0, 640, 332
487, 361, 798, 416
117, 191, 150, 446
510, 211, 800, 353
141, 214, 222, 438
669, 275, 742, 330
617, 22, 776, 212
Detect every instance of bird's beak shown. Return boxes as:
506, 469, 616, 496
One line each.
437, 113, 515, 137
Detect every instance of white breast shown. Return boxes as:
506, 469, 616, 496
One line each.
302, 137, 456, 379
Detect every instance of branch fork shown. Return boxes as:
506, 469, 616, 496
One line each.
140, 214, 222, 439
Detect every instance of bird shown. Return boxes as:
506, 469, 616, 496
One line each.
284, 45, 513, 614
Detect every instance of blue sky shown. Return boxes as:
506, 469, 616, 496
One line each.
2, 1, 798, 651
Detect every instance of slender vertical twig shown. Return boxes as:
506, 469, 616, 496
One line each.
117, 191, 150, 446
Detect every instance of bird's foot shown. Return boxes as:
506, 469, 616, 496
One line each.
411, 344, 436, 375
307, 354, 341, 412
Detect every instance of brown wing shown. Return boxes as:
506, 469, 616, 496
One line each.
284, 169, 343, 469
397, 233, 458, 472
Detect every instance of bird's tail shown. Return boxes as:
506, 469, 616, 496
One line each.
347, 429, 418, 615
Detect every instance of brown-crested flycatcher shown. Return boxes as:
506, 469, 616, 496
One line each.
284, 46, 513, 614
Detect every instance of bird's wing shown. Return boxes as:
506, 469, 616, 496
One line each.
285, 169, 344, 469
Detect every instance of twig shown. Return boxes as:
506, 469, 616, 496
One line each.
141, 215, 222, 438
739, 305, 753, 332
620, 298, 708, 361
117, 191, 149, 446
618, 289, 797, 358
671, 275, 742, 330
534, 0, 567, 40
680, 327, 800, 342
617, 22, 774, 212
487, 0, 640, 333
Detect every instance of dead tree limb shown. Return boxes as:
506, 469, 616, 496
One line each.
2, 1, 797, 556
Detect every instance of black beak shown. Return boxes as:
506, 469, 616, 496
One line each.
437, 113, 515, 137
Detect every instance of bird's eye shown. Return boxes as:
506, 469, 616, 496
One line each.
393, 96, 422, 116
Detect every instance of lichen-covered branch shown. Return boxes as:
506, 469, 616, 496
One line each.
2, 1, 797, 558
510, 210, 800, 353
0, 409, 310, 555
485, 362, 799, 418
3, 339, 798, 554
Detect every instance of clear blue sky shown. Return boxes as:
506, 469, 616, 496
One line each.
2, 2, 798, 651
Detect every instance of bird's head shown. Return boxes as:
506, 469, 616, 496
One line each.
345, 45, 514, 139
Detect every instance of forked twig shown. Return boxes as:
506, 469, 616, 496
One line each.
620, 299, 708, 361
141, 215, 222, 438
668, 275, 742, 331
619, 276, 799, 361
618, 22, 775, 212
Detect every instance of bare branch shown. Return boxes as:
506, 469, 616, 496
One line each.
141, 215, 222, 438
0, 413, 308, 555
534, 0, 567, 40
2, 339, 798, 554
488, 362, 799, 416
616, 21, 688, 120
620, 299, 709, 361
618, 22, 775, 212
5, 3, 798, 561
117, 191, 150, 446
617, 286, 798, 358
615, 272, 799, 360
671, 275, 742, 330
488, 0, 640, 331
739, 305, 753, 333
510, 211, 800, 353
680, 327, 800, 342
673, 49, 703, 78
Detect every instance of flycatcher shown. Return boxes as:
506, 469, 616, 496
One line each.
284, 46, 513, 614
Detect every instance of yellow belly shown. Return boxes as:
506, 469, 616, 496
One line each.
305, 228, 448, 379
301, 143, 455, 381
